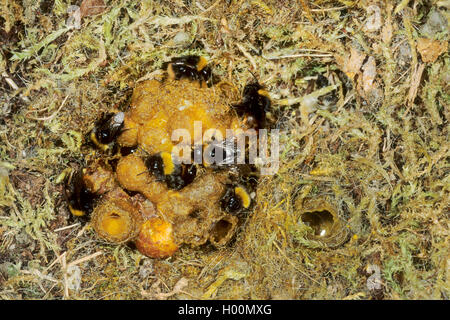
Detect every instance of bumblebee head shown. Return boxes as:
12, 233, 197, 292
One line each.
233, 82, 271, 129
242, 83, 271, 110
145, 153, 167, 181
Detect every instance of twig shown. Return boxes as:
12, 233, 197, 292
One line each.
67, 250, 103, 268
43, 282, 59, 299
310, 6, 348, 12
25, 95, 70, 121
21, 269, 59, 283
54, 223, 81, 232
1, 71, 31, 103
199, 0, 221, 15
62, 253, 69, 299
45, 251, 67, 272
263, 53, 333, 60
236, 43, 257, 70
2, 72, 19, 90
337, 92, 355, 112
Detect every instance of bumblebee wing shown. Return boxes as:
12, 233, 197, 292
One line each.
94, 112, 125, 145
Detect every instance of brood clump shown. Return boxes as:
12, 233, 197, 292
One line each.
65, 56, 271, 258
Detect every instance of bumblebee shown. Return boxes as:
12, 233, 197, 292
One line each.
220, 184, 252, 215
145, 152, 197, 190
202, 137, 241, 169
64, 169, 97, 219
164, 55, 212, 84
89, 112, 125, 152
232, 82, 271, 129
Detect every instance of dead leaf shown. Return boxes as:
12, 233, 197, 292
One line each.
172, 277, 189, 292
408, 63, 425, 106
220, 17, 231, 34
362, 56, 377, 92
381, 4, 394, 44
336, 47, 366, 81
365, 5, 382, 32
80, 0, 106, 18
417, 38, 448, 63
154, 277, 188, 300
66, 5, 81, 30
141, 277, 189, 300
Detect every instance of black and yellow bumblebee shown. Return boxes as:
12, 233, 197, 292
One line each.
89, 112, 125, 152
220, 184, 252, 215
145, 152, 197, 190
64, 169, 97, 219
232, 82, 271, 129
164, 55, 212, 84
202, 137, 242, 169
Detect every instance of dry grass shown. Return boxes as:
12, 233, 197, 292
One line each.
0, 0, 448, 299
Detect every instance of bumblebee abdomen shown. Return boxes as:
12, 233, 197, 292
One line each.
145, 152, 197, 190
65, 170, 97, 218
165, 55, 211, 84
220, 184, 252, 215
90, 112, 125, 151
